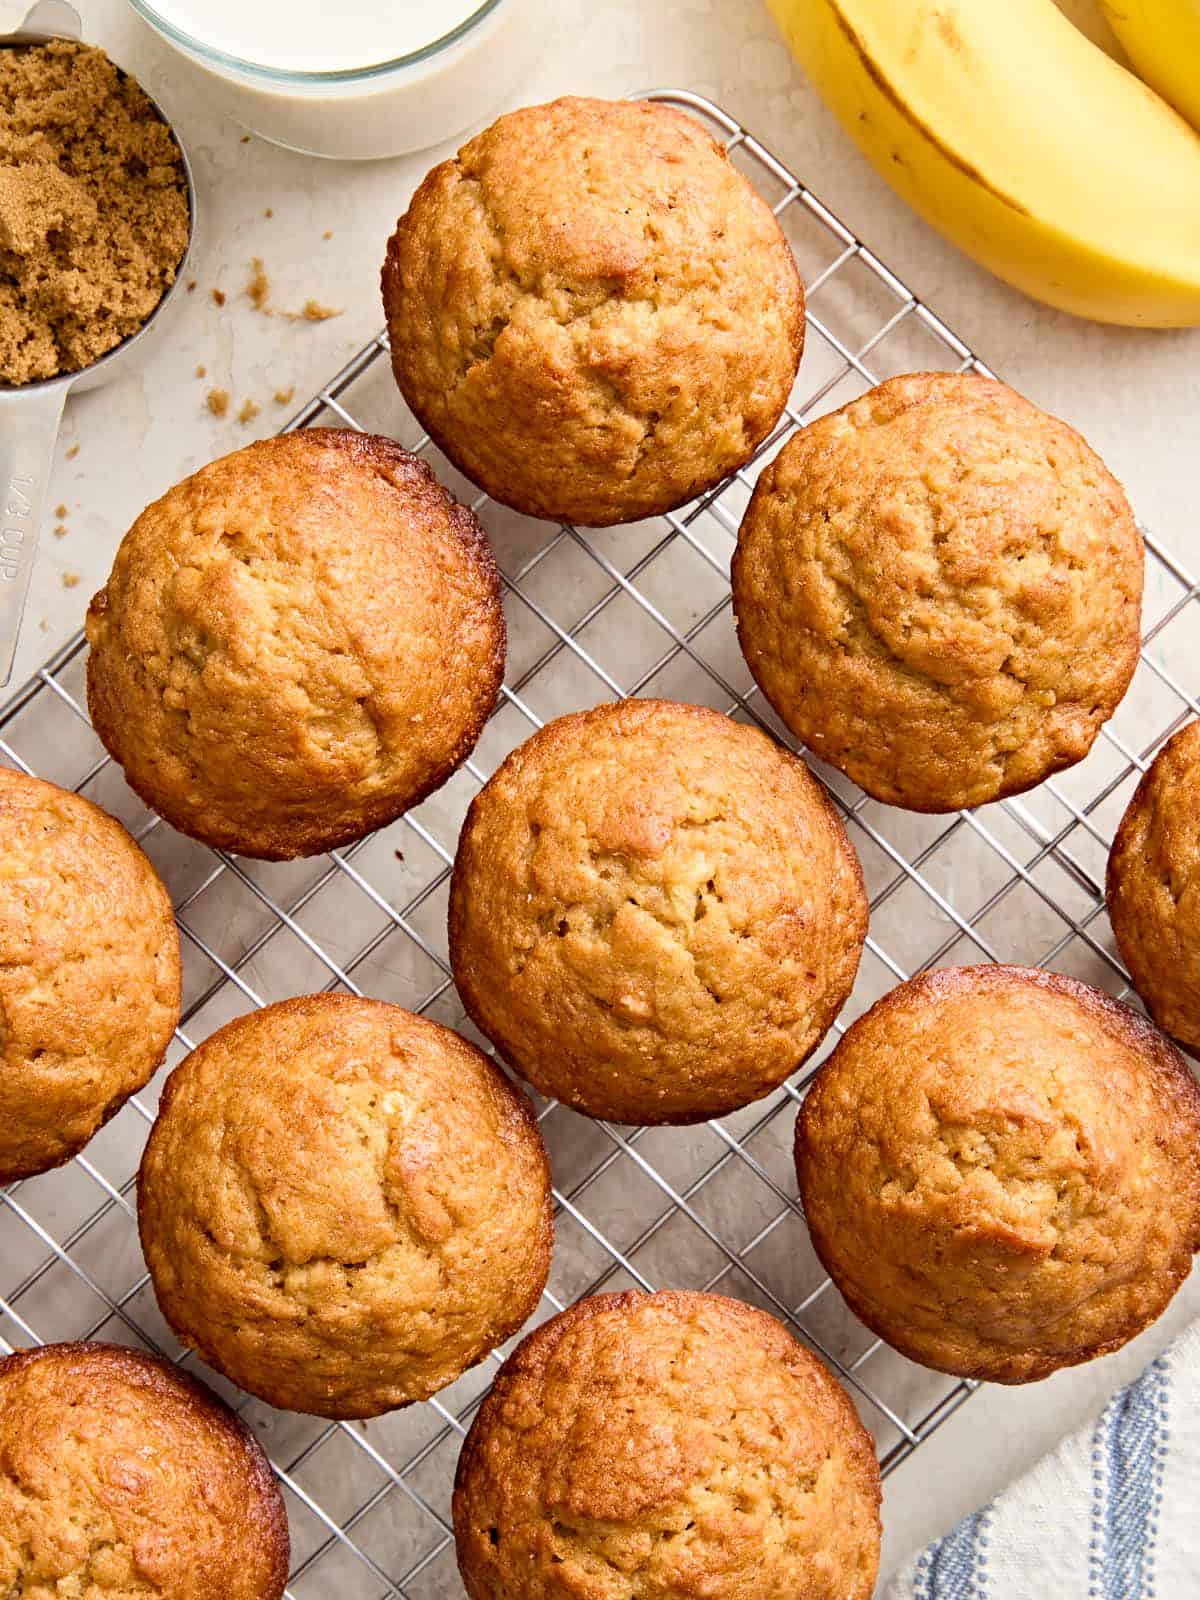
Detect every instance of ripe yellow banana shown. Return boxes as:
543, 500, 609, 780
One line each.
768, 0, 1200, 326
1099, 0, 1200, 131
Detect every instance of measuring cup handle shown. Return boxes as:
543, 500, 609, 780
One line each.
0, 384, 68, 688
0, 2, 81, 34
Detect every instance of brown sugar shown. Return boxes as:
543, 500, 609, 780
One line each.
273, 386, 295, 406
0, 41, 189, 386
243, 257, 341, 322
294, 299, 340, 322
247, 258, 271, 312
65, 443, 79, 459
237, 398, 261, 424
206, 388, 229, 418
61, 571, 79, 588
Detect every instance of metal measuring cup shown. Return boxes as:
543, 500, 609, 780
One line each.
0, 0, 196, 685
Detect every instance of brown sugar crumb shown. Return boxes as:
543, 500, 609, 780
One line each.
264, 207, 274, 218
247, 258, 271, 313
240, 134, 251, 144
54, 503, 67, 519
242, 258, 341, 322
238, 398, 261, 425
186, 280, 197, 293
0, 41, 190, 386
211, 288, 226, 307
273, 386, 295, 407
323, 230, 333, 240
195, 363, 206, 378
289, 299, 341, 323
65, 443, 79, 460
206, 388, 229, 418
53, 524, 67, 538
61, 571, 80, 589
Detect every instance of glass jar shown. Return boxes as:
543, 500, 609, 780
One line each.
126, 0, 536, 160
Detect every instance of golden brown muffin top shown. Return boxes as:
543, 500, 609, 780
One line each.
383, 96, 804, 527
138, 994, 552, 1418
449, 699, 866, 1124
733, 373, 1143, 811
796, 965, 1200, 1383
1108, 721, 1200, 1055
454, 1290, 881, 1600
0, 1342, 287, 1600
0, 767, 180, 1183
85, 430, 505, 860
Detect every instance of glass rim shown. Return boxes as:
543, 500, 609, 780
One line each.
127, 0, 505, 84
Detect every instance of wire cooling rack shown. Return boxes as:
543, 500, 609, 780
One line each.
1, 88, 1198, 1598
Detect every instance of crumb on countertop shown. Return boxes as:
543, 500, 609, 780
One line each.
65, 442, 79, 460
212, 288, 226, 307
53, 524, 67, 538
241, 258, 341, 322
54, 503, 67, 518
238, 398, 261, 424
273, 386, 295, 406
264, 207, 273, 218
195, 363, 206, 378
61, 571, 80, 588
291, 299, 341, 323
323, 230, 333, 240
186, 279, 197, 293
247, 257, 271, 313
206, 388, 229, 417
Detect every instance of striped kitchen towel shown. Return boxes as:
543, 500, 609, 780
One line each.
883, 1321, 1200, 1600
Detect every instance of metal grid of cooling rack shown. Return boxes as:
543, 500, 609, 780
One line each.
2, 88, 1198, 1600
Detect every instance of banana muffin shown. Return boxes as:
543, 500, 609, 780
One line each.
85, 429, 505, 859
1108, 721, 1200, 1057
0, 768, 180, 1184
448, 699, 866, 1125
732, 373, 1144, 811
383, 96, 804, 527
453, 1290, 881, 1600
796, 965, 1200, 1383
0, 1341, 287, 1600
138, 994, 552, 1418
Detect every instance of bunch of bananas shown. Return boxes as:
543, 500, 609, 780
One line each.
769, 0, 1200, 325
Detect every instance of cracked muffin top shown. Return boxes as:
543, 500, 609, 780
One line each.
85, 429, 505, 860
382, 96, 804, 527
448, 698, 866, 1125
0, 1341, 288, 1600
0, 767, 180, 1184
137, 994, 552, 1419
732, 372, 1143, 812
796, 965, 1200, 1383
453, 1290, 881, 1600
1108, 720, 1200, 1057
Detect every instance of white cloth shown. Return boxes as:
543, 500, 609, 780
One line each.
883, 1322, 1200, 1600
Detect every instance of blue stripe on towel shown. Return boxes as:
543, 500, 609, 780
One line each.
1091, 1352, 1170, 1600
916, 1507, 990, 1599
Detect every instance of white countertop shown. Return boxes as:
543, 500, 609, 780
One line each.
8, 0, 1200, 1586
